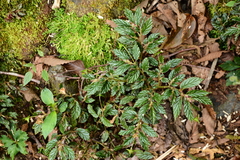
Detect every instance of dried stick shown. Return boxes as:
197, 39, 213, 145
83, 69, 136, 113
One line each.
0, 71, 40, 84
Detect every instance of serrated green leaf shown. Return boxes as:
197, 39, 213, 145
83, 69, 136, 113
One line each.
0, 135, 14, 147
136, 150, 154, 159
139, 131, 150, 150
59, 102, 68, 113
172, 96, 182, 119
138, 104, 149, 118
7, 144, 20, 159
85, 97, 95, 103
119, 126, 135, 135
183, 99, 194, 120
101, 80, 111, 94
41, 70, 49, 82
113, 49, 130, 60
113, 19, 131, 27
71, 101, 81, 120
162, 89, 172, 100
100, 117, 114, 127
118, 36, 136, 45
134, 7, 143, 25
40, 88, 54, 106
84, 81, 103, 96
192, 96, 212, 105
127, 70, 140, 83
150, 107, 157, 124
48, 147, 58, 160
146, 42, 160, 54
148, 57, 158, 66
114, 26, 135, 36
141, 17, 152, 35
122, 109, 137, 119
141, 58, 150, 71
42, 111, 57, 139
187, 90, 210, 97
168, 67, 181, 80
153, 93, 163, 104
132, 81, 144, 90
101, 130, 109, 143
144, 33, 160, 44
123, 136, 135, 146
59, 117, 69, 133
180, 77, 203, 89
114, 63, 132, 75
166, 58, 183, 68
141, 124, 158, 137
173, 74, 185, 83
120, 96, 135, 105
153, 103, 166, 114
124, 8, 134, 23
132, 43, 141, 60
76, 128, 90, 140
220, 60, 240, 71
138, 90, 150, 98
45, 139, 58, 155
145, 69, 158, 77
87, 104, 98, 118
23, 71, 33, 86
63, 146, 75, 160
134, 97, 148, 107
109, 60, 125, 67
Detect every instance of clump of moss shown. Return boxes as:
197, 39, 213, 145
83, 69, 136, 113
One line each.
45, 8, 118, 68
0, 0, 50, 59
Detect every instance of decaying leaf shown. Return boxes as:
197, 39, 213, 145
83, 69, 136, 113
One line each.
202, 108, 216, 135
195, 51, 223, 63
186, 120, 199, 143
62, 60, 85, 75
20, 87, 40, 102
191, 65, 210, 79
35, 56, 75, 66
189, 147, 224, 159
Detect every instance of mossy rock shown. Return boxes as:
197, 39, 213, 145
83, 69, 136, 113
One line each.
66, 0, 143, 19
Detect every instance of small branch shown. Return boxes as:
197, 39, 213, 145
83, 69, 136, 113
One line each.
163, 47, 196, 58
0, 71, 40, 84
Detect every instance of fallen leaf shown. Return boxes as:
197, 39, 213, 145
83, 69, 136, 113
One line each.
186, 120, 199, 143
215, 70, 225, 79
36, 56, 75, 66
20, 87, 40, 102
195, 51, 223, 63
191, 65, 210, 79
202, 108, 216, 135
62, 60, 85, 75
189, 147, 224, 159
106, 19, 117, 28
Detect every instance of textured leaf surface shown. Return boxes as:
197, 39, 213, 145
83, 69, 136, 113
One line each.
180, 77, 203, 89
76, 128, 90, 140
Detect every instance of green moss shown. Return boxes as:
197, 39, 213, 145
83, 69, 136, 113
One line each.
0, 0, 50, 59
45, 9, 119, 68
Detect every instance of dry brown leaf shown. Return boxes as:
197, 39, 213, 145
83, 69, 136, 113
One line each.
191, 65, 210, 79
186, 120, 199, 143
202, 108, 216, 135
215, 70, 225, 79
36, 56, 75, 66
197, 14, 207, 43
152, 17, 169, 35
195, 0, 206, 15
157, 4, 177, 30
62, 60, 85, 75
189, 148, 224, 159
106, 19, 117, 28
208, 42, 220, 52
205, 105, 216, 120
20, 87, 40, 102
195, 51, 223, 63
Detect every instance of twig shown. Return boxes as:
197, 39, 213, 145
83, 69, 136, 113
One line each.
0, 71, 40, 84
163, 47, 196, 58
204, 58, 218, 90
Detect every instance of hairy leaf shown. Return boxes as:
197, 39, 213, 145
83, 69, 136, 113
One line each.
124, 8, 134, 23
187, 90, 210, 97
100, 117, 114, 127
132, 43, 141, 60
114, 26, 135, 36
123, 136, 135, 146
119, 126, 135, 135
45, 139, 58, 155
141, 17, 152, 35
48, 147, 58, 160
172, 96, 182, 119
141, 58, 150, 71
138, 104, 149, 119
136, 150, 154, 159
114, 63, 132, 75
132, 81, 144, 90
192, 96, 212, 105
113, 49, 130, 60
134, 97, 148, 107
113, 19, 131, 27
166, 58, 183, 68
139, 132, 150, 150
180, 77, 203, 89
141, 124, 158, 137
122, 109, 137, 119
76, 128, 90, 140
120, 96, 135, 105
63, 146, 75, 160
71, 101, 81, 120
87, 104, 98, 118
127, 70, 140, 83
183, 99, 194, 120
